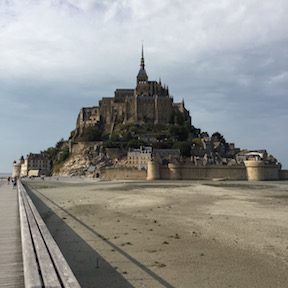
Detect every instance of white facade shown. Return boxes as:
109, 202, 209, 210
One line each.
127, 147, 152, 170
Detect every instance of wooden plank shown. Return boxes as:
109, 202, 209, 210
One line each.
0, 182, 24, 288
21, 185, 60, 287
18, 188, 42, 287
19, 181, 81, 288
24, 187, 81, 288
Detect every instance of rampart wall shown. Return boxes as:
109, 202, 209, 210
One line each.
146, 161, 286, 181
101, 167, 147, 180
280, 170, 288, 180
264, 164, 281, 180
158, 164, 248, 180
100, 161, 287, 181
101, 163, 249, 181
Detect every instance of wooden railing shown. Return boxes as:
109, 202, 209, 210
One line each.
18, 181, 81, 288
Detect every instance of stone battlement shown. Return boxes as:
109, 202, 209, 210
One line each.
101, 161, 287, 181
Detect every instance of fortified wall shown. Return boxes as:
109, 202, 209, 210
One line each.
100, 167, 146, 180
146, 161, 285, 181
100, 160, 286, 181
244, 161, 283, 181
147, 162, 247, 181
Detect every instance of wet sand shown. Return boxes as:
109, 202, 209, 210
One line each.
23, 177, 288, 288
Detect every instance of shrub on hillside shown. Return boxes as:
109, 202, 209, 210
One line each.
81, 126, 102, 141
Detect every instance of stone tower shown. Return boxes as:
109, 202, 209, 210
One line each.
136, 45, 149, 96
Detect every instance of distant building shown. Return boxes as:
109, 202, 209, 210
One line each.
236, 150, 265, 163
13, 153, 52, 178
26, 153, 52, 176
153, 149, 181, 165
127, 147, 182, 170
127, 147, 152, 170
74, 45, 191, 137
245, 150, 268, 161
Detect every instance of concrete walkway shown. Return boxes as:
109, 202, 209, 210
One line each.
0, 181, 24, 287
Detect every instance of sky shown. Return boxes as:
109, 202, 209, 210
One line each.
0, 0, 287, 173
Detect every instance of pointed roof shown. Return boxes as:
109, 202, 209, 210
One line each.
137, 44, 148, 79
140, 44, 145, 69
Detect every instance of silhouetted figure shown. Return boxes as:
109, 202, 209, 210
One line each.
13, 177, 17, 189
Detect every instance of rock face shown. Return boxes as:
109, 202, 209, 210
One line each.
55, 142, 112, 176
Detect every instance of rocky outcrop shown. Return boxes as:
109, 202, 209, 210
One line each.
54, 142, 113, 176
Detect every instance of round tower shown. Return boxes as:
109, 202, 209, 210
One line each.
244, 160, 265, 181
147, 161, 160, 180
12, 160, 21, 178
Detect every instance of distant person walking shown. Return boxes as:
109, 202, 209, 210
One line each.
13, 177, 17, 189
7, 176, 10, 185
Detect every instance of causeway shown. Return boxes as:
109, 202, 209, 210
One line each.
0, 181, 24, 287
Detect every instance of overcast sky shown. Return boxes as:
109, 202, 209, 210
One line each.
1, 0, 287, 173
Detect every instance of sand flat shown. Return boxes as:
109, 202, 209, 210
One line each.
24, 178, 288, 288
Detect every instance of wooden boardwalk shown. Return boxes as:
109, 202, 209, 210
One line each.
0, 181, 24, 288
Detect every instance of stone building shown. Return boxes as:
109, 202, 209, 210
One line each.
75, 46, 191, 137
127, 146, 152, 170
127, 147, 181, 170
25, 153, 52, 176
13, 153, 52, 177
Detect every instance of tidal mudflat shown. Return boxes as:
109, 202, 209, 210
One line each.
24, 177, 288, 288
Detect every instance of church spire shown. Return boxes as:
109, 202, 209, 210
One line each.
137, 43, 148, 82
140, 43, 145, 70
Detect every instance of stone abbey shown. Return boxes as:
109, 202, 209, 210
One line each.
75, 46, 191, 137
12, 47, 288, 181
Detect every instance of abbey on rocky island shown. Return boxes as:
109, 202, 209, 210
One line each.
74, 46, 191, 137
12, 47, 288, 181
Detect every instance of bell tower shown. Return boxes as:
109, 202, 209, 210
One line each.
136, 44, 149, 95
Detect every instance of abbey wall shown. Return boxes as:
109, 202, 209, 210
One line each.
74, 46, 191, 137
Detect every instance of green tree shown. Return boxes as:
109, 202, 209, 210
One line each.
152, 142, 170, 149
56, 138, 65, 149
173, 141, 191, 157
127, 139, 145, 149
212, 132, 226, 144
57, 147, 70, 163
69, 130, 75, 139
192, 138, 203, 146
81, 126, 102, 141
169, 126, 188, 141
105, 140, 120, 148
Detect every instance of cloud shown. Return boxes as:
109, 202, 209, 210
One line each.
1, 0, 288, 171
